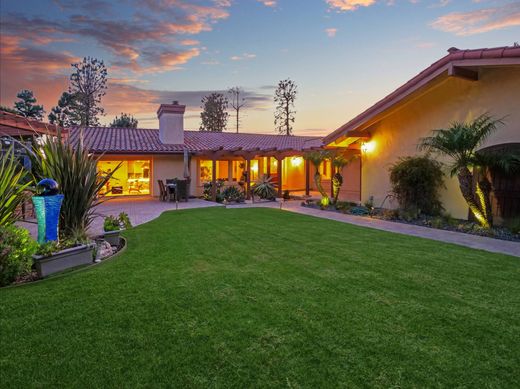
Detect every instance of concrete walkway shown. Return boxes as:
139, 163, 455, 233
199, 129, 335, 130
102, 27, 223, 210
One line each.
278, 202, 520, 257
18, 196, 222, 238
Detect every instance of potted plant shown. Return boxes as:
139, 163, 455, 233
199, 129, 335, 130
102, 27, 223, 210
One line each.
32, 239, 96, 278
103, 212, 132, 247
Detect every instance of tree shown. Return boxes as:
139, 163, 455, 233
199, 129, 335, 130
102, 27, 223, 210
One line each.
228, 87, 246, 133
0, 106, 19, 115
274, 78, 297, 135
419, 114, 519, 228
14, 90, 44, 120
331, 153, 358, 205
199, 93, 229, 132
69, 57, 108, 126
304, 150, 332, 206
48, 92, 81, 127
110, 113, 138, 128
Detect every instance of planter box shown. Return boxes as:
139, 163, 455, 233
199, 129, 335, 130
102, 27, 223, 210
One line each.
103, 230, 121, 247
33, 243, 95, 278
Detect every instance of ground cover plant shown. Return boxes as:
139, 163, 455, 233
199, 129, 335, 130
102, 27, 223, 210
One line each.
1, 208, 519, 387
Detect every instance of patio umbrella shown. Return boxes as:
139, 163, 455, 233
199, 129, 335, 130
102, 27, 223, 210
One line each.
183, 149, 190, 179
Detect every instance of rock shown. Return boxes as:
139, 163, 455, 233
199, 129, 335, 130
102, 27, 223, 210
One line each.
96, 240, 114, 261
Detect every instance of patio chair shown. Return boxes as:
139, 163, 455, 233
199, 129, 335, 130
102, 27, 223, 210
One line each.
175, 179, 189, 202
165, 179, 177, 202
157, 180, 167, 201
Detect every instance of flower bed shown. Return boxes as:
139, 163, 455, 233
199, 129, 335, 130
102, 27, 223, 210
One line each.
301, 200, 520, 242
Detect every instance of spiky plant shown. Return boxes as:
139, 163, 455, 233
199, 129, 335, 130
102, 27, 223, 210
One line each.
28, 136, 119, 240
304, 150, 332, 205
419, 114, 519, 228
252, 175, 277, 200
0, 146, 32, 226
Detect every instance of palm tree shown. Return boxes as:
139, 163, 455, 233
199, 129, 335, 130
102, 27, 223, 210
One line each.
304, 150, 332, 206
419, 114, 519, 228
331, 154, 358, 205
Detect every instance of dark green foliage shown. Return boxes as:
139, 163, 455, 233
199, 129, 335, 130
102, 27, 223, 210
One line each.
203, 179, 225, 202
390, 156, 445, 216
419, 114, 519, 227
48, 92, 81, 127
1, 208, 519, 387
222, 186, 245, 203
103, 212, 132, 232
504, 217, 520, 234
69, 57, 108, 126
110, 113, 138, 128
252, 175, 276, 200
14, 89, 44, 119
282, 189, 290, 200
274, 78, 297, 135
0, 225, 37, 286
27, 136, 118, 241
0, 105, 19, 115
0, 146, 32, 227
199, 93, 228, 132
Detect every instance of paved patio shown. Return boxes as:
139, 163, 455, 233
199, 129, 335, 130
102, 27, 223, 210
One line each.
18, 196, 222, 238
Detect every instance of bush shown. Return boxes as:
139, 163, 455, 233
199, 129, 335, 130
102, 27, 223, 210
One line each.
0, 225, 37, 286
103, 212, 132, 232
252, 175, 276, 200
389, 156, 444, 217
222, 186, 245, 203
504, 217, 520, 235
203, 180, 225, 202
28, 136, 118, 240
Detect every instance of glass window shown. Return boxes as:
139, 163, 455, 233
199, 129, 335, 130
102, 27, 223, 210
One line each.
217, 161, 229, 180
98, 160, 151, 196
200, 160, 212, 182
320, 160, 331, 179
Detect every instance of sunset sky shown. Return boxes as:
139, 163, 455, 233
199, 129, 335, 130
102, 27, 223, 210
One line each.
1, 0, 519, 135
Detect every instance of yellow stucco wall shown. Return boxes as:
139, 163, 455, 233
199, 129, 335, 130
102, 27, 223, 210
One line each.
361, 67, 520, 219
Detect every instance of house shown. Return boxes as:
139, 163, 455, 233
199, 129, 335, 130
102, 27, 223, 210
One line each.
69, 103, 342, 200
324, 45, 520, 221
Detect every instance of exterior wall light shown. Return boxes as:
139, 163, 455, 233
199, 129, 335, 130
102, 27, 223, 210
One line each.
361, 141, 375, 154
291, 156, 303, 167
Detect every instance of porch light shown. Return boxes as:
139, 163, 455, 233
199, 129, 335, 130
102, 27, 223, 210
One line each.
251, 164, 258, 172
361, 141, 376, 154
291, 156, 303, 167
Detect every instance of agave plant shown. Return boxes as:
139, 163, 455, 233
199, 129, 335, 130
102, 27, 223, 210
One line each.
0, 146, 32, 226
420, 114, 519, 228
252, 175, 277, 200
28, 136, 119, 240
304, 150, 332, 205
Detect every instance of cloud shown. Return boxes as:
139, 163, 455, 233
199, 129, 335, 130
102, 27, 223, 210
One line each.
325, 28, 338, 37
431, 2, 520, 35
230, 53, 257, 61
257, 0, 277, 6
326, 0, 376, 12
1, 0, 231, 72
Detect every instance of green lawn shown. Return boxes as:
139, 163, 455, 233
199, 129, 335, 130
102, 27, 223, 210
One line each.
1, 208, 519, 388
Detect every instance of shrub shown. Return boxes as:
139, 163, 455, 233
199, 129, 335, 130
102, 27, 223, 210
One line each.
0, 146, 32, 227
0, 225, 37, 286
28, 136, 118, 240
504, 217, 520, 235
389, 156, 444, 217
203, 180, 225, 202
103, 212, 132, 232
222, 186, 245, 203
252, 175, 277, 200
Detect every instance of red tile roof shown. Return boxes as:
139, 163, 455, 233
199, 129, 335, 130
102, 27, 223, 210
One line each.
323, 45, 520, 144
70, 126, 323, 154
0, 110, 64, 137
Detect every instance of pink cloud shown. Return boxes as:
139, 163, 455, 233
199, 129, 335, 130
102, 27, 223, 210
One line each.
257, 0, 277, 6
325, 28, 338, 37
431, 3, 520, 35
326, 0, 376, 12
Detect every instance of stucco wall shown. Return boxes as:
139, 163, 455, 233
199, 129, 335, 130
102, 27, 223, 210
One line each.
361, 67, 520, 219
152, 155, 186, 196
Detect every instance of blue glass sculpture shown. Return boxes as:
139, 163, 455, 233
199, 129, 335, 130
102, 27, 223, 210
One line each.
32, 179, 64, 244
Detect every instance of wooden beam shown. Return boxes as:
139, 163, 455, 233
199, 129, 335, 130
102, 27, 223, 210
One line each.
211, 156, 217, 202
344, 130, 371, 138
245, 157, 251, 200
267, 156, 271, 177
448, 65, 478, 81
276, 156, 283, 198
305, 159, 310, 196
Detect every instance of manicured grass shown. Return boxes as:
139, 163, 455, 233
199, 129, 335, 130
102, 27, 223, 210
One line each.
1, 208, 519, 387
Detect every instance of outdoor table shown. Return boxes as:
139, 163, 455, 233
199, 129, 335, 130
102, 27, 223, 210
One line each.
166, 183, 177, 201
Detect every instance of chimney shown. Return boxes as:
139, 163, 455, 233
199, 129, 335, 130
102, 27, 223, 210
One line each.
157, 101, 186, 144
